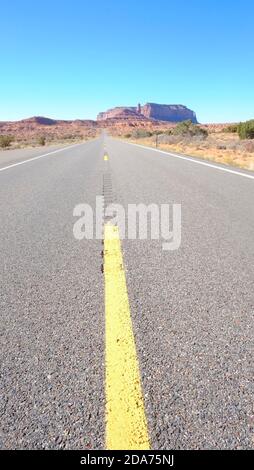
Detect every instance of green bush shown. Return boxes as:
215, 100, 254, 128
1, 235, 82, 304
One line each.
62, 134, 74, 139
132, 129, 153, 139
238, 120, 254, 140
38, 136, 46, 146
173, 120, 208, 138
153, 130, 163, 135
0, 135, 14, 148
222, 124, 238, 133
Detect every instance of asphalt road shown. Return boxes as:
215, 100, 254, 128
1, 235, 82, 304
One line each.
0, 136, 254, 449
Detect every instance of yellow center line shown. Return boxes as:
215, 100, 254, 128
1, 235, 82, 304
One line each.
104, 224, 150, 450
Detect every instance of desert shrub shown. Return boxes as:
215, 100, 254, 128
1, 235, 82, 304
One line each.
63, 133, 83, 140
244, 141, 254, 153
0, 135, 14, 148
223, 124, 238, 133
217, 145, 227, 150
238, 120, 254, 139
153, 130, 164, 135
173, 120, 208, 139
132, 129, 153, 138
158, 134, 182, 145
38, 136, 46, 146
124, 133, 131, 138
62, 134, 75, 139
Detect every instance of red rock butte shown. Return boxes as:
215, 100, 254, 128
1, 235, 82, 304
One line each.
97, 103, 198, 123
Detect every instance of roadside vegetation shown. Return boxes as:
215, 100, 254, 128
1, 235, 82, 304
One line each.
0, 135, 14, 148
123, 119, 254, 171
0, 131, 98, 151
238, 120, 254, 140
38, 136, 46, 146
173, 120, 208, 138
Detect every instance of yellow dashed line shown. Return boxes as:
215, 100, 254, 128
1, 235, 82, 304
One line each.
104, 224, 150, 450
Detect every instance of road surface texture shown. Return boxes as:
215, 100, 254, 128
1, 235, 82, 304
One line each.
0, 136, 253, 449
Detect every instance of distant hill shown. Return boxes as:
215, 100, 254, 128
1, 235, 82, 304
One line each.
0, 116, 98, 140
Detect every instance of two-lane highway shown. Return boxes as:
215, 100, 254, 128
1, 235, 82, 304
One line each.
0, 136, 254, 449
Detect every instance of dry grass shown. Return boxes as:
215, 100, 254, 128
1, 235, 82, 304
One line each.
0, 118, 100, 151
0, 131, 99, 151
126, 132, 254, 171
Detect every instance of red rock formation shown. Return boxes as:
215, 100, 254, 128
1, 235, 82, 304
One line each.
97, 102, 198, 123
141, 103, 197, 123
97, 107, 146, 120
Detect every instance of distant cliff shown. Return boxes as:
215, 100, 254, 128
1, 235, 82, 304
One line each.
97, 103, 198, 123
141, 103, 197, 123
97, 107, 147, 121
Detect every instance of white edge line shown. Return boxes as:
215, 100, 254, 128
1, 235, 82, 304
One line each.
122, 140, 254, 180
0, 142, 85, 173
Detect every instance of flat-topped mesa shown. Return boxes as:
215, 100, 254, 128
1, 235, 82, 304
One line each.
97, 103, 198, 123
97, 106, 147, 121
141, 103, 198, 123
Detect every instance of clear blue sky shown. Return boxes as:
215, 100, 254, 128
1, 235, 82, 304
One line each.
1, 0, 253, 123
